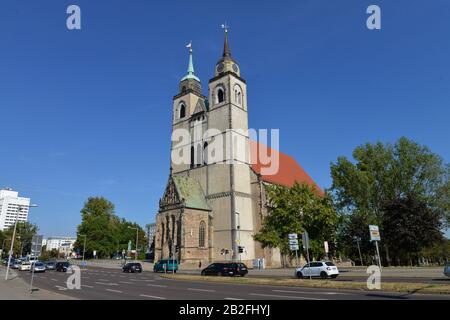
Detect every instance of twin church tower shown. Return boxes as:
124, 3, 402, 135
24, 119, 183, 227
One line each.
154, 27, 318, 267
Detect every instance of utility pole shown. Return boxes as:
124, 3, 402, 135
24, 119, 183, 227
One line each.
5, 204, 38, 281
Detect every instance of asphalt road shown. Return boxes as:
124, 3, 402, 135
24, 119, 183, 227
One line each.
15, 266, 450, 300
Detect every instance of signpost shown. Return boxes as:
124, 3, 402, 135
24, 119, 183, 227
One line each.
369, 225, 382, 269
288, 233, 299, 267
302, 232, 312, 280
30, 234, 43, 294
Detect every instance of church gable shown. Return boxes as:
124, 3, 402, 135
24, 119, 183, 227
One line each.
192, 99, 207, 115
159, 176, 182, 209
172, 176, 211, 211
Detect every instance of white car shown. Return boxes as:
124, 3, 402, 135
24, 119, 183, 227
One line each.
295, 261, 339, 279
19, 262, 31, 271
444, 262, 450, 278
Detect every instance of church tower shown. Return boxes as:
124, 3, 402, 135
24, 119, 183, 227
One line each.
156, 28, 257, 264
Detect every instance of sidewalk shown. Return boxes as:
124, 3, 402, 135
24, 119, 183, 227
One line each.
0, 267, 75, 300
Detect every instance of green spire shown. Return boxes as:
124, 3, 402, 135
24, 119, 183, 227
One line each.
181, 42, 200, 82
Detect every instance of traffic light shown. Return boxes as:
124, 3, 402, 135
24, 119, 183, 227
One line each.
238, 246, 244, 253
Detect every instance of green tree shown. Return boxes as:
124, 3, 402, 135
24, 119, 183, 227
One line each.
2, 222, 38, 257
331, 137, 449, 265
254, 183, 338, 265
74, 197, 148, 259
382, 194, 443, 265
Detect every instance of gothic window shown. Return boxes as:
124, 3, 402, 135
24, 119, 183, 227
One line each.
190, 146, 194, 169
203, 142, 208, 165
179, 103, 186, 119
199, 221, 206, 248
215, 86, 225, 104
234, 85, 242, 106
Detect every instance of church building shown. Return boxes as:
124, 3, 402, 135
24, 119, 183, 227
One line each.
154, 28, 321, 267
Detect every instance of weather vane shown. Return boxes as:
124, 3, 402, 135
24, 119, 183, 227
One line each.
186, 40, 192, 52
221, 21, 230, 33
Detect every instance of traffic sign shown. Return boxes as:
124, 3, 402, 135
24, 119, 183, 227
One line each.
31, 235, 43, 256
289, 244, 299, 251
289, 239, 298, 245
302, 232, 310, 249
369, 225, 381, 241
288, 233, 298, 240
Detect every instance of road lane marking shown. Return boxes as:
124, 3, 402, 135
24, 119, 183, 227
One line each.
187, 288, 216, 292
94, 281, 118, 286
272, 289, 349, 295
224, 297, 244, 300
98, 279, 109, 282
55, 285, 67, 291
106, 289, 122, 293
119, 281, 133, 284
140, 294, 166, 300
249, 293, 326, 300
82, 285, 94, 288
147, 284, 167, 288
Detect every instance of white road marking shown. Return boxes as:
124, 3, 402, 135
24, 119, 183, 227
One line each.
98, 279, 109, 282
82, 285, 94, 288
94, 281, 118, 286
105, 289, 122, 293
55, 285, 67, 291
51, 279, 58, 282
224, 297, 244, 300
119, 281, 133, 284
249, 293, 327, 300
187, 288, 216, 292
147, 284, 167, 288
140, 294, 166, 300
272, 289, 349, 295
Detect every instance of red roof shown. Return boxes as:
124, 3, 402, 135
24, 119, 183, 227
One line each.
249, 140, 323, 195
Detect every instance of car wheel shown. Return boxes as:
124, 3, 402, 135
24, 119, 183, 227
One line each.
217, 272, 222, 276
320, 271, 327, 279
174, 270, 177, 274
201, 271, 206, 276
330, 275, 338, 279
296, 271, 303, 279
139, 270, 142, 273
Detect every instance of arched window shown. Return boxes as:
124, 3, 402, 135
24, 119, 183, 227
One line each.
203, 142, 208, 165
199, 221, 206, 248
179, 104, 186, 119
234, 85, 242, 106
217, 88, 224, 103
190, 146, 194, 169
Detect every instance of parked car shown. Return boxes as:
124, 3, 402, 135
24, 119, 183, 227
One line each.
296, 261, 339, 279
122, 262, 142, 273
45, 261, 56, 270
153, 259, 178, 273
12, 260, 21, 269
31, 262, 46, 273
19, 261, 31, 271
55, 261, 71, 272
444, 262, 450, 278
201, 262, 249, 277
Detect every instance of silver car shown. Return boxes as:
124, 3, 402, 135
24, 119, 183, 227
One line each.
31, 262, 46, 273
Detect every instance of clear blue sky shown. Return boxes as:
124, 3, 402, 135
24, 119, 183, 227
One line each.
1, 1, 449, 238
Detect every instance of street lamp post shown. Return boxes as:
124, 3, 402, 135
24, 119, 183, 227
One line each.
79, 234, 87, 264
5, 203, 38, 281
354, 236, 364, 266
128, 226, 138, 261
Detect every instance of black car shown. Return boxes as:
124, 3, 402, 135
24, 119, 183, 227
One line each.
55, 261, 71, 272
201, 263, 248, 277
122, 262, 142, 273
45, 261, 56, 270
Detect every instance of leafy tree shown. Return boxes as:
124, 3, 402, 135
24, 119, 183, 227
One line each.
254, 183, 338, 264
2, 222, 38, 257
382, 193, 443, 265
330, 137, 449, 265
74, 197, 147, 259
